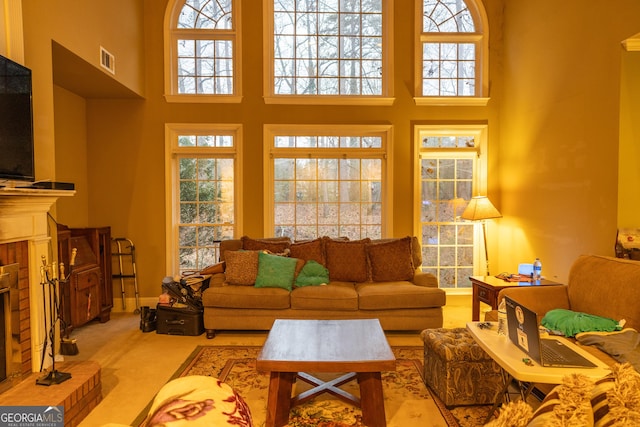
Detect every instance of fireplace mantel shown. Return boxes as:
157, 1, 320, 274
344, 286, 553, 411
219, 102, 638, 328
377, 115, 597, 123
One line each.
0, 187, 75, 372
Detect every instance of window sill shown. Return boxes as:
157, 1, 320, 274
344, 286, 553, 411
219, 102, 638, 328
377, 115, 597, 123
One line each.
164, 94, 243, 104
264, 96, 395, 106
414, 97, 490, 107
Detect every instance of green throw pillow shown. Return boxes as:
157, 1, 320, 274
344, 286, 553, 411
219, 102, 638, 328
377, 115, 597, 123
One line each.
541, 308, 621, 337
254, 252, 298, 291
295, 260, 330, 287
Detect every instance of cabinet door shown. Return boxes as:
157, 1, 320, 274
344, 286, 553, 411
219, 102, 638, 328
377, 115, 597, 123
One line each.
71, 266, 102, 328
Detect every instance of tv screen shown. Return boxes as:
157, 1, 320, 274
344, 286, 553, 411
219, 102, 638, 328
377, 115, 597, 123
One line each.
0, 54, 35, 183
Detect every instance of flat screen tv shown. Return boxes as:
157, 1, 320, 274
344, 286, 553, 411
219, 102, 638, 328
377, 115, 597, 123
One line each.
0, 54, 35, 184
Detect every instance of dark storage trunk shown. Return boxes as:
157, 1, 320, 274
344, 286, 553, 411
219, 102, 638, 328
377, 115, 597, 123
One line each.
156, 305, 204, 336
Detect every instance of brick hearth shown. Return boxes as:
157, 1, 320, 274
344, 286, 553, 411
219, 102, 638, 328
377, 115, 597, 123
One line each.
0, 361, 101, 427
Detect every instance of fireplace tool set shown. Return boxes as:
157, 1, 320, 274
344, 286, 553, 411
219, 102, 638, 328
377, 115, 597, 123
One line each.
36, 250, 77, 386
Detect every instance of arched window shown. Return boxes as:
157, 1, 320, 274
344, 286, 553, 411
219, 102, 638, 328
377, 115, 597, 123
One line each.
164, 0, 241, 103
415, 0, 489, 105
264, 0, 394, 105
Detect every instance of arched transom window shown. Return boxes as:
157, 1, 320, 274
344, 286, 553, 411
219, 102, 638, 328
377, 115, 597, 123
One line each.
165, 0, 241, 102
415, 0, 488, 105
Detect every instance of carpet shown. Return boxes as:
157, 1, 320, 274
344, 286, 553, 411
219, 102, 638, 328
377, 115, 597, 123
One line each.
137, 346, 492, 427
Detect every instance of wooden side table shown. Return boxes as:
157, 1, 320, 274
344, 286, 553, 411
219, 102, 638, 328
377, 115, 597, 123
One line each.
470, 276, 562, 321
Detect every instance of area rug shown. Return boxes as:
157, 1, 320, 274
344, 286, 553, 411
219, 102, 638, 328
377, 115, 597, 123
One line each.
137, 346, 492, 427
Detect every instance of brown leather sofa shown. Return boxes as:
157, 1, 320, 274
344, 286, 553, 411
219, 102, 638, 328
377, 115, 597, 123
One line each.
201, 236, 447, 338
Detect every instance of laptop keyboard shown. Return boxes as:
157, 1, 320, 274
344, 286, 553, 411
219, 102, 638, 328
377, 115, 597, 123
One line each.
540, 339, 596, 367
541, 341, 570, 363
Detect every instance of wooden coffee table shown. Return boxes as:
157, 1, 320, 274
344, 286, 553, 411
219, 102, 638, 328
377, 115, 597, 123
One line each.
256, 319, 396, 427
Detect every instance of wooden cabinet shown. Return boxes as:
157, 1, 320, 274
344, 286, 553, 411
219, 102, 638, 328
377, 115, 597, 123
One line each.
57, 225, 113, 332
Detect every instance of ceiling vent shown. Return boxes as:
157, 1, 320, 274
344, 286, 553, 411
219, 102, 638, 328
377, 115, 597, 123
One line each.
100, 46, 115, 74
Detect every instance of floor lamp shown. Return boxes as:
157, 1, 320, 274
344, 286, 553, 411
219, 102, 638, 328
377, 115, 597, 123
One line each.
461, 196, 502, 276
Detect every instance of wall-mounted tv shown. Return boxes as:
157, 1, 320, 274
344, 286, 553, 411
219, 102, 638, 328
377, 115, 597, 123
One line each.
0, 54, 35, 184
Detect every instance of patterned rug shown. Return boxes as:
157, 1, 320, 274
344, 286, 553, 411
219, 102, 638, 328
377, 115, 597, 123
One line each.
137, 346, 492, 427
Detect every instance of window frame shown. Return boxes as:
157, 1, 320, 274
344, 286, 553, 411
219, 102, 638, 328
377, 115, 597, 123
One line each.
264, 124, 394, 238
414, 0, 490, 106
164, 0, 243, 103
263, 0, 395, 106
165, 123, 244, 274
413, 124, 489, 291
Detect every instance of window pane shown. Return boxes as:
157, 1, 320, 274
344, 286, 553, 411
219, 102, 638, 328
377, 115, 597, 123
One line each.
174, 130, 236, 273
419, 133, 477, 289
272, 0, 384, 96
422, 0, 475, 33
270, 131, 385, 240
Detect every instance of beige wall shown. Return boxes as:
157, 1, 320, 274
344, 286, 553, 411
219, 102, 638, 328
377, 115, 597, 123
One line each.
16, 0, 640, 303
618, 50, 640, 228
53, 85, 89, 225
496, 0, 640, 281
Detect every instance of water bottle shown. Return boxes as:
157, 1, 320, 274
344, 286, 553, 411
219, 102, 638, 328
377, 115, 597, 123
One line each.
497, 298, 508, 336
533, 258, 542, 280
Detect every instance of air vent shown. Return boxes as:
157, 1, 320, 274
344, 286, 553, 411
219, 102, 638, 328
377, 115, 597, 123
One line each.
100, 46, 115, 74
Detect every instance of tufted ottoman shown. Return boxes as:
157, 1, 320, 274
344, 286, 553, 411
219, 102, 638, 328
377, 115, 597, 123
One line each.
420, 327, 503, 407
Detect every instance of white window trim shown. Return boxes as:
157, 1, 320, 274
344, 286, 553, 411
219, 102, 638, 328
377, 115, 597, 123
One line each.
263, 124, 394, 238
262, 0, 395, 105
164, 123, 244, 274
413, 0, 490, 105
413, 124, 489, 279
163, 0, 243, 103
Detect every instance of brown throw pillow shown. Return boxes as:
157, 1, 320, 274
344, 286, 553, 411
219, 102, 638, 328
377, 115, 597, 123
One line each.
241, 236, 291, 253
223, 251, 259, 285
366, 236, 415, 282
325, 238, 371, 282
289, 238, 325, 265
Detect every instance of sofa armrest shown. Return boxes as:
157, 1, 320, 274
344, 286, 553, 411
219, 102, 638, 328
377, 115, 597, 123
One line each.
412, 271, 438, 288
497, 285, 571, 323
208, 272, 226, 287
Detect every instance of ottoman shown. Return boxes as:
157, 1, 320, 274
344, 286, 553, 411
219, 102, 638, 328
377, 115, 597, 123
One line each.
420, 327, 503, 407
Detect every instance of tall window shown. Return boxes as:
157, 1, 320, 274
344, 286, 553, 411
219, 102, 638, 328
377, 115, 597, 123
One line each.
415, 0, 489, 105
165, 0, 241, 102
265, 0, 394, 104
264, 125, 392, 239
414, 125, 487, 290
165, 124, 242, 274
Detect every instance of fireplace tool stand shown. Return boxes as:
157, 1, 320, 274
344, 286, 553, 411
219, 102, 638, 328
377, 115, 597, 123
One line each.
36, 255, 72, 386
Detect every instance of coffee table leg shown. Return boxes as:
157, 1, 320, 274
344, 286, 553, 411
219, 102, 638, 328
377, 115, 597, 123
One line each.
358, 372, 386, 427
265, 371, 295, 427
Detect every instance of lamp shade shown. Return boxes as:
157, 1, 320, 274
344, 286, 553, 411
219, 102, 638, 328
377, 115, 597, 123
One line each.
461, 196, 502, 221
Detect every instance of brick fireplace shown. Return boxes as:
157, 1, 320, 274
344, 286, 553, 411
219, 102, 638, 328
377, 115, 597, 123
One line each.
0, 188, 74, 385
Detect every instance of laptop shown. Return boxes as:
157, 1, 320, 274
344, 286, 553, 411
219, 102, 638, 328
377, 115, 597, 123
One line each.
504, 296, 597, 368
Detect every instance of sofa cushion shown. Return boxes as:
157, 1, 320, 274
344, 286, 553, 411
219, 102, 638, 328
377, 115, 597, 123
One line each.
254, 252, 299, 291
290, 282, 358, 311
224, 251, 259, 286
289, 238, 325, 265
366, 236, 415, 282
295, 260, 330, 287
241, 236, 291, 253
203, 285, 291, 309
325, 238, 371, 282
356, 282, 446, 310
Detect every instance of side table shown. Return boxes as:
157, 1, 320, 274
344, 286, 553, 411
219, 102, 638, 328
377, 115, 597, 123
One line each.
470, 276, 562, 321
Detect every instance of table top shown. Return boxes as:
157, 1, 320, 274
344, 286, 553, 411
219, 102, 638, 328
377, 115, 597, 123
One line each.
256, 319, 396, 373
466, 322, 610, 384
470, 275, 563, 289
